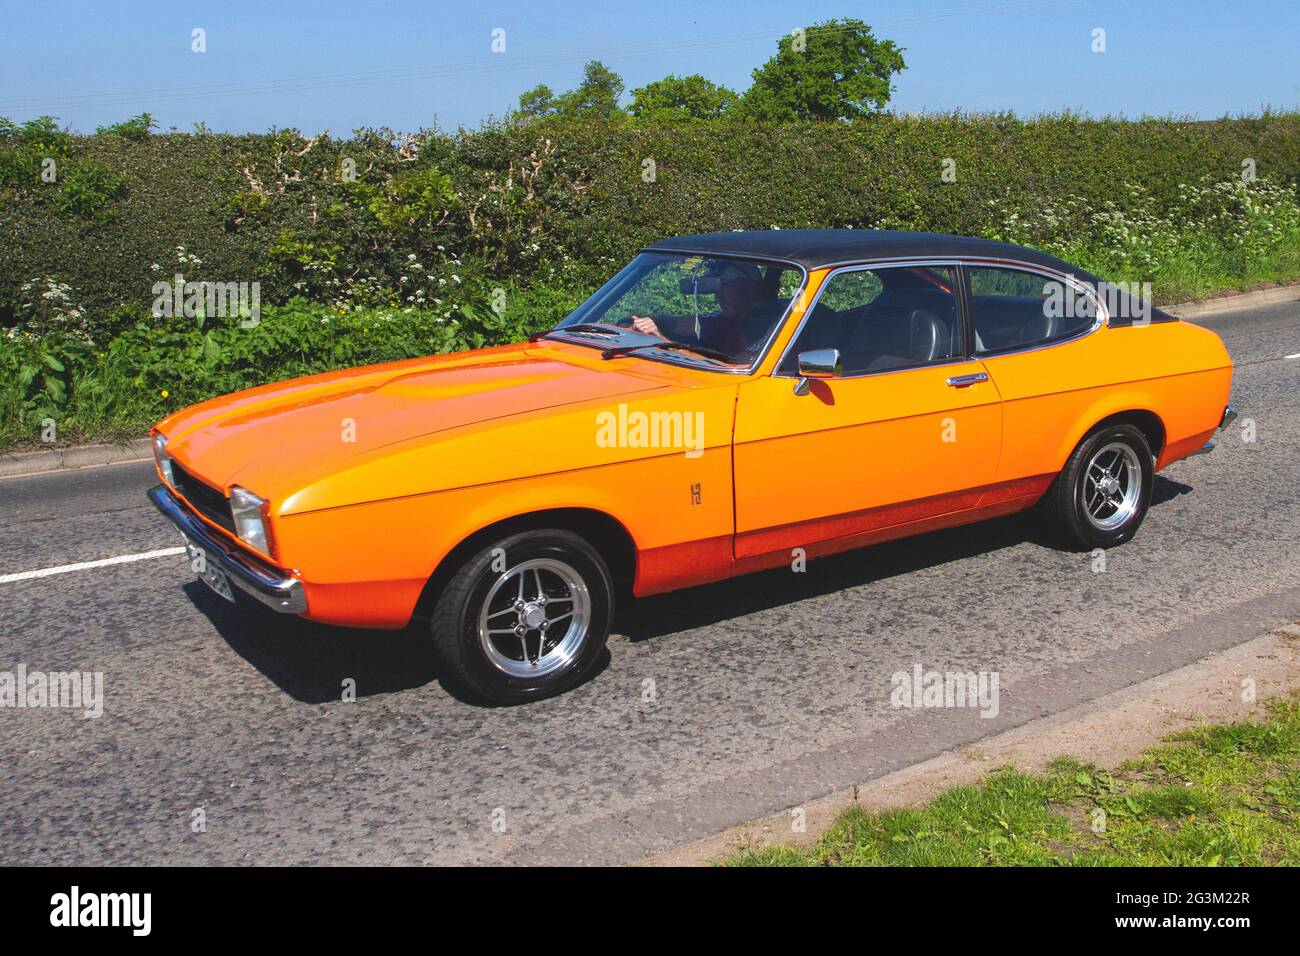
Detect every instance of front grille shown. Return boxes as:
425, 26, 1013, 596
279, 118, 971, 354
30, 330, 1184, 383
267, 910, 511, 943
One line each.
170, 461, 235, 533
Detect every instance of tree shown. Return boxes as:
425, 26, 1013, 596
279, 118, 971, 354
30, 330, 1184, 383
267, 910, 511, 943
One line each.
516, 84, 556, 121
628, 74, 741, 121
513, 61, 625, 122
742, 19, 905, 121
554, 61, 625, 119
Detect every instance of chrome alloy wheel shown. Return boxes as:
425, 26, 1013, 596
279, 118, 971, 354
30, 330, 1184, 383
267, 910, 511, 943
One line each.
1081, 441, 1142, 532
477, 558, 592, 679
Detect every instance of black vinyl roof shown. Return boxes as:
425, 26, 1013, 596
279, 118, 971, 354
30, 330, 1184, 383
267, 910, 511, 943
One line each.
642, 229, 1087, 276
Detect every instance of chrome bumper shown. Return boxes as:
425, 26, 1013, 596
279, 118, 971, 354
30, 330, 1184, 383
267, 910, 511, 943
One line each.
1220, 403, 1237, 431
148, 484, 306, 614
1189, 404, 1237, 457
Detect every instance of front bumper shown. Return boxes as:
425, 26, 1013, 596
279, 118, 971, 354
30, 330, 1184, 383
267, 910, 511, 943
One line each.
148, 484, 306, 614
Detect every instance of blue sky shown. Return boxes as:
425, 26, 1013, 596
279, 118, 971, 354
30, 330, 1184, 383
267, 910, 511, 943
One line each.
2, 0, 1297, 134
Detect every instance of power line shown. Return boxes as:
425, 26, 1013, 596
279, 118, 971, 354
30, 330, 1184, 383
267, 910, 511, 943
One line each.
0, 0, 1086, 115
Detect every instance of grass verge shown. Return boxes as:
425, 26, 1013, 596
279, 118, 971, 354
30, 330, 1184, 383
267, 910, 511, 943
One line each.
719, 694, 1300, 866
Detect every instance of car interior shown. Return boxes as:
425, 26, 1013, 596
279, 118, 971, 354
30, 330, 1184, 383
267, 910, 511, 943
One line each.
969, 293, 1094, 353
780, 268, 961, 375
779, 266, 1102, 373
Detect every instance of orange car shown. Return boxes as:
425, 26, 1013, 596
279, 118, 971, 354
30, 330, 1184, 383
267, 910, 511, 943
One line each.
149, 230, 1234, 702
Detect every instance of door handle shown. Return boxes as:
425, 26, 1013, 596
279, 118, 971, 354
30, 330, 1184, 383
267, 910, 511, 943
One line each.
946, 372, 989, 388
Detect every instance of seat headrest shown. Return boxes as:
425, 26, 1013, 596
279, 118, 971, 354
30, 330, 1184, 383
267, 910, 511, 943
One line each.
1018, 303, 1062, 344
908, 309, 946, 362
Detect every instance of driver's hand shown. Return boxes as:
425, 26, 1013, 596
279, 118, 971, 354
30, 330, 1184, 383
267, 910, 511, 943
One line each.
631, 315, 662, 338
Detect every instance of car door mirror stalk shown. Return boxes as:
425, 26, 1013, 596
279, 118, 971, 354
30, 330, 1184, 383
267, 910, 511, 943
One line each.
794, 348, 842, 395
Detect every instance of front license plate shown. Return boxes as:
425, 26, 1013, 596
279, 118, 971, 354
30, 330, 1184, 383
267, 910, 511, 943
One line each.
185, 539, 235, 602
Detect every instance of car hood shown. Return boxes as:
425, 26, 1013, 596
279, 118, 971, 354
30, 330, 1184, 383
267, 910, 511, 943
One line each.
158, 342, 666, 501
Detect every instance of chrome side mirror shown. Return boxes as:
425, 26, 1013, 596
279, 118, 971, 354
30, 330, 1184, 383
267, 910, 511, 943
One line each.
794, 348, 842, 395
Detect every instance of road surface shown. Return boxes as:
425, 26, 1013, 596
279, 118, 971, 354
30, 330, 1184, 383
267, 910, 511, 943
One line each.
1, 301, 1297, 864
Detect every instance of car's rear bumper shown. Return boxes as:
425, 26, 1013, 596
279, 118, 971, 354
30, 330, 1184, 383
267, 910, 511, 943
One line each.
1189, 403, 1237, 457
148, 483, 306, 614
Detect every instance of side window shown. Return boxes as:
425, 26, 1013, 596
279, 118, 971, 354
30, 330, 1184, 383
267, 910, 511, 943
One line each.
780, 266, 960, 375
967, 266, 1097, 354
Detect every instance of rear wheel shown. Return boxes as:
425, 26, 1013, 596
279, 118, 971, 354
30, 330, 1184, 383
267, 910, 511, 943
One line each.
429, 529, 614, 704
1040, 424, 1153, 550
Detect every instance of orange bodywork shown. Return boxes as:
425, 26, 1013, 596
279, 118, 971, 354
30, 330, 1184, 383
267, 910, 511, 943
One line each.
153, 264, 1233, 629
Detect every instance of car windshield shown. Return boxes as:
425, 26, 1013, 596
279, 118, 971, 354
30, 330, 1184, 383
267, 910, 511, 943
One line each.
548, 252, 804, 368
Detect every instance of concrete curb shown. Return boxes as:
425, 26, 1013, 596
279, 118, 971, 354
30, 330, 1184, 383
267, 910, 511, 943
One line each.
1, 281, 1296, 481
1163, 282, 1300, 318
0, 438, 153, 480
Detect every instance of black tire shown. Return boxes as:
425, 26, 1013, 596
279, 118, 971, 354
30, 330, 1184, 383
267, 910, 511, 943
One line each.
429, 529, 614, 704
1039, 423, 1154, 550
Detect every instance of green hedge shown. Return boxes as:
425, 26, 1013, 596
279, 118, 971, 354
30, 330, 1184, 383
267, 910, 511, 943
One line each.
5, 113, 1299, 330
0, 299, 531, 448
3, 112, 1300, 451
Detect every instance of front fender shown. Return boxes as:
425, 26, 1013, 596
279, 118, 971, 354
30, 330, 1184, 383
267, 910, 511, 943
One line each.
275, 437, 736, 628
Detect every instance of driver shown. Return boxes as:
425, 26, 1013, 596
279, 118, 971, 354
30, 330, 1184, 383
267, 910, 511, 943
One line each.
630, 260, 776, 360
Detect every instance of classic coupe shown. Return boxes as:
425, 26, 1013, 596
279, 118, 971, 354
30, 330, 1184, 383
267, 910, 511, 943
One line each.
150, 230, 1234, 702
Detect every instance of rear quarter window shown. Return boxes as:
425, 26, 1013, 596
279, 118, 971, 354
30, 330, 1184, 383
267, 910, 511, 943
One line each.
968, 266, 1097, 354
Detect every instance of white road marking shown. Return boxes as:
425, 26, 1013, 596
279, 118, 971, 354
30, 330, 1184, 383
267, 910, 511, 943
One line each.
1285, 352, 1300, 359
0, 547, 186, 584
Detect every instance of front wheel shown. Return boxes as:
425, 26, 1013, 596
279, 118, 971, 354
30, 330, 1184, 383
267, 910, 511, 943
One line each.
1040, 424, 1154, 550
429, 529, 614, 704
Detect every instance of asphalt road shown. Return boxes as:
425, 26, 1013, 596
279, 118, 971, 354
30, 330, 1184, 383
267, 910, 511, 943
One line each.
1, 301, 1297, 865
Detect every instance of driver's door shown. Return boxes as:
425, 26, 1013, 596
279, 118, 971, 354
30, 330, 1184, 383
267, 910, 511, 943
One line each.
732, 263, 1002, 570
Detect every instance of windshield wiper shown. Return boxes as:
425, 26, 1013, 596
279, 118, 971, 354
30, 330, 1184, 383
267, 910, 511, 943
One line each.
528, 324, 625, 342
599, 340, 733, 364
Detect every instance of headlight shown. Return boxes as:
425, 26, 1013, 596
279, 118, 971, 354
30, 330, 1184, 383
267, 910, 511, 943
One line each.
153, 433, 175, 485
229, 486, 271, 555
